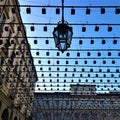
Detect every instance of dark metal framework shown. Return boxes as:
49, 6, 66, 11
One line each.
52, 0, 73, 53
0, 0, 120, 92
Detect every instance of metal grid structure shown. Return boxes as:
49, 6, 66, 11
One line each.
18, 0, 120, 93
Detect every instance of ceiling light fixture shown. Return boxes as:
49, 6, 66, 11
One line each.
53, 0, 73, 53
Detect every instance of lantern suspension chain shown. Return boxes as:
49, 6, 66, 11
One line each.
62, 0, 64, 23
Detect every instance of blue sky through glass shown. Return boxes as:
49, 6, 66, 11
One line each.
19, 0, 120, 93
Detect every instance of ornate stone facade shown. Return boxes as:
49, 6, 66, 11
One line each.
33, 92, 120, 120
0, 0, 37, 119
70, 84, 96, 95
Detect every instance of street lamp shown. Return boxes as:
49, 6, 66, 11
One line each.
53, 0, 73, 53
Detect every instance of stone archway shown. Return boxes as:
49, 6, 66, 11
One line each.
0, 100, 2, 110
14, 116, 18, 120
1, 108, 9, 120
81, 112, 90, 120
102, 112, 107, 120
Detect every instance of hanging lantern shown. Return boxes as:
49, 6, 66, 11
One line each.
53, 21, 73, 53
26, 7, 31, 14
71, 8, 75, 15
53, 0, 73, 53
56, 7, 60, 14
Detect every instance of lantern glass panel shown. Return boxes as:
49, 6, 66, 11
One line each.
53, 22, 73, 53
